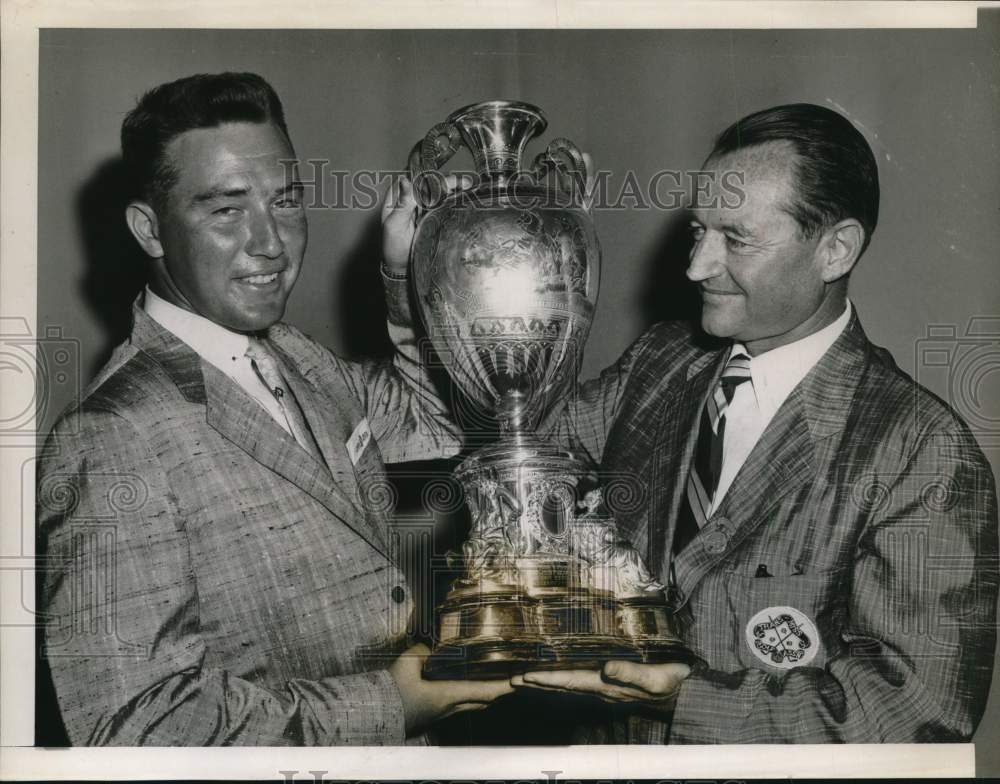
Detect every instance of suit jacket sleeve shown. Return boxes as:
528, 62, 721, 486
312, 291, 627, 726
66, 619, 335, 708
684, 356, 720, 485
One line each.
670, 425, 999, 743
539, 327, 663, 464
39, 408, 408, 746
331, 272, 461, 464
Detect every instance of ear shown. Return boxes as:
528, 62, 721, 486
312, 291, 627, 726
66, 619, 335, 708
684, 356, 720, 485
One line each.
817, 218, 865, 283
125, 200, 164, 259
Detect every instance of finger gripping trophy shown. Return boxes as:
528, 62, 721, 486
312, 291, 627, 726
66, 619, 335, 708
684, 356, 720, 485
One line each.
410, 101, 691, 678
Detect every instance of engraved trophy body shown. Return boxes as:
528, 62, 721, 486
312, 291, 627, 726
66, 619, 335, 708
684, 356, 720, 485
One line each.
410, 101, 691, 678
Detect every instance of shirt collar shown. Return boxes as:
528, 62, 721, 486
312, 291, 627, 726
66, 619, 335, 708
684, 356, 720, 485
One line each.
142, 286, 252, 372
732, 300, 853, 420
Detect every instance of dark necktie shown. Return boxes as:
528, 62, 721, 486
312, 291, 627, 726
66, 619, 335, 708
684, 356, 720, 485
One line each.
245, 337, 323, 461
672, 351, 752, 555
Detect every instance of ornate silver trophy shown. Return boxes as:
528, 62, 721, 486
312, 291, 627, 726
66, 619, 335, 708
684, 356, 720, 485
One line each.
409, 101, 691, 678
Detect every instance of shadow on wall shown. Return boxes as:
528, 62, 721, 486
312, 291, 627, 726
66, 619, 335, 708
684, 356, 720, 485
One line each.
638, 208, 717, 345
75, 156, 148, 382
34, 611, 69, 745
35, 156, 145, 747
335, 211, 395, 360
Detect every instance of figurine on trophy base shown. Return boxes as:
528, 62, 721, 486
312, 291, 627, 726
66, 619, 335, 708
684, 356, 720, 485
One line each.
409, 100, 693, 679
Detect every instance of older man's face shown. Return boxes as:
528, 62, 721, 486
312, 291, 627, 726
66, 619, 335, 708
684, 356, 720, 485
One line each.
687, 141, 829, 355
148, 121, 307, 332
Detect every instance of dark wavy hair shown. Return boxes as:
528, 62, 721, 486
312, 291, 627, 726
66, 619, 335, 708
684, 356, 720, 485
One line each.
121, 72, 291, 209
709, 103, 879, 255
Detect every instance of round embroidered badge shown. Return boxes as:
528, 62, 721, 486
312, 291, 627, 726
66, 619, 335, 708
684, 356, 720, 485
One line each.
744, 605, 819, 669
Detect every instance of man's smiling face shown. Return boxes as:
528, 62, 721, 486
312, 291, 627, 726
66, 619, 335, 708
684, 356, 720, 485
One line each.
147, 120, 307, 332
687, 141, 830, 354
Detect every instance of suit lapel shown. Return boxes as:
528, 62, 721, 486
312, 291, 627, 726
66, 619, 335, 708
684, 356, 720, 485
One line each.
271, 350, 357, 483
646, 351, 723, 577
203, 366, 392, 557
129, 304, 390, 558
268, 339, 391, 553
671, 390, 816, 599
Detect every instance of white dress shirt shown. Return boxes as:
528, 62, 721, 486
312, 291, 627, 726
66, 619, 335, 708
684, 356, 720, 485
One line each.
143, 287, 293, 436
711, 300, 853, 513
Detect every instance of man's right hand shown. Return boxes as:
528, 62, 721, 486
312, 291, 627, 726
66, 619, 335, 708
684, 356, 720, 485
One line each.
510, 659, 691, 710
388, 642, 514, 735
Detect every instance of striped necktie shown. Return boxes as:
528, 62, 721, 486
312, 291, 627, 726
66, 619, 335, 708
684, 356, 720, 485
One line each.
245, 337, 323, 461
672, 351, 752, 555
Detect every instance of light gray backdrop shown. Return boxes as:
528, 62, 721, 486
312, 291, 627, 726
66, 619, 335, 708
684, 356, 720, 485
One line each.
37, 22, 1000, 770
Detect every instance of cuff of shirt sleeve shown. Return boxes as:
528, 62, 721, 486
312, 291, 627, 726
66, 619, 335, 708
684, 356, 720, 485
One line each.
316, 669, 408, 745
669, 670, 751, 743
381, 263, 409, 281
382, 270, 412, 327
371, 668, 409, 744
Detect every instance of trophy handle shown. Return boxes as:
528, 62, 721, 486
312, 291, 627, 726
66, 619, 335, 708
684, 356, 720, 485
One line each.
408, 121, 464, 207
421, 121, 464, 171
532, 137, 588, 197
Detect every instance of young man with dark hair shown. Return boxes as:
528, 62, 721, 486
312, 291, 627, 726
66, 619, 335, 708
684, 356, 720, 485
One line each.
38, 71, 510, 746
490, 104, 997, 743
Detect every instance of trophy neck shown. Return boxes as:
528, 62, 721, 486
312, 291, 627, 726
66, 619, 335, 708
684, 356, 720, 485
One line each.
447, 100, 547, 180
496, 390, 541, 439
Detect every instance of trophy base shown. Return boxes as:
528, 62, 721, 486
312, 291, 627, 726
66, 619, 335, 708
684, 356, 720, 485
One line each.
423, 637, 696, 680
423, 588, 696, 680
423, 441, 696, 680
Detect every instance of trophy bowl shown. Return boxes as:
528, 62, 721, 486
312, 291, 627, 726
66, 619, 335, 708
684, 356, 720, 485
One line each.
409, 100, 693, 678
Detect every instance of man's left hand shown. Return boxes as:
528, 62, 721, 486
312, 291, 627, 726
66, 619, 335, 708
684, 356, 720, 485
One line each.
380, 174, 473, 276
381, 176, 419, 276
510, 660, 691, 708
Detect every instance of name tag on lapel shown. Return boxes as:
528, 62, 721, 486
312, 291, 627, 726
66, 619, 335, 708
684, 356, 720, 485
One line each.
346, 417, 372, 466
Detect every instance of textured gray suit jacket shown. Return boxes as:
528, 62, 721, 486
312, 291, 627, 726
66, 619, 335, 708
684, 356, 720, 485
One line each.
550, 311, 998, 742
38, 301, 459, 745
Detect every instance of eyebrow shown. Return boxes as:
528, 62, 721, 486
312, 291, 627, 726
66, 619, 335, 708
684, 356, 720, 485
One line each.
190, 182, 303, 206
688, 219, 756, 239
716, 221, 757, 239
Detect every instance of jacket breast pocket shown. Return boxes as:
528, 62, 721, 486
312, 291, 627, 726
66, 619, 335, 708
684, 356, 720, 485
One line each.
723, 566, 849, 675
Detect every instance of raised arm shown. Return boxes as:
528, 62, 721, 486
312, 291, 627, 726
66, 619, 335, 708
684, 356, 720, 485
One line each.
324, 176, 464, 465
